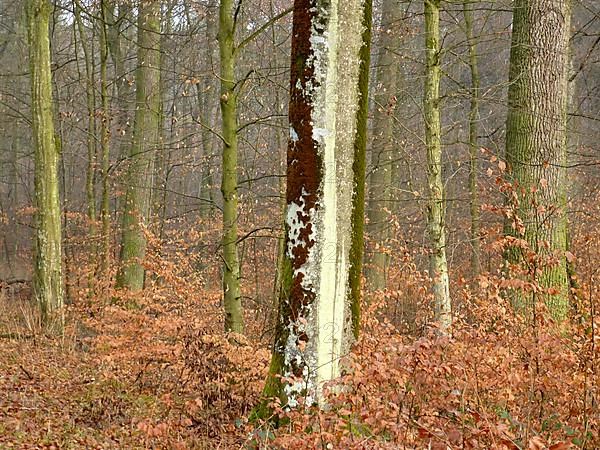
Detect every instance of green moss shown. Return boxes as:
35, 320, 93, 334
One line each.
252, 253, 293, 423
348, 0, 372, 340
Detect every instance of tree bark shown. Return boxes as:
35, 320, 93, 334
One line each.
365, 0, 400, 291
424, 0, 451, 332
259, 0, 371, 413
464, 0, 481, 276
27, 0, 64, 328
115, 0, 161, 291
504, 0, 571, 320
99, 0, 111, 281
74, 1, 98, 294
218, 0, 243, 333
197, 0, 218, 219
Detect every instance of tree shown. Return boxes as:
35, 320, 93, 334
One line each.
99, 0, 111, 281
259, 0, 371, 412
464, 0, 481, 275
424, 0, 451, 332
504, 0, 571, 320
115, 0, 161, 291
196, 0, 218, 219
218, 0, 244, 333
365, 0, 401, 291
27, 0, 64, 327
74, 0, 98, 294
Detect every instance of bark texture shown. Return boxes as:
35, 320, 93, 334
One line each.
116, 0, 161, 291
424, 0, 451, 332
219, 0, 243, 333
260, 0, 370, 412
99, 0, 111, 279
464, 1, 481, 275
365, 0, 400, 291
504, 0, 571, 320
27, 0, 64, 327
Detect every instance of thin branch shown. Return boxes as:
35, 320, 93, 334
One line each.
234, 7, 293, 55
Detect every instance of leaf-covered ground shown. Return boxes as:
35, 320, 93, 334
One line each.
0, 220, 598, 449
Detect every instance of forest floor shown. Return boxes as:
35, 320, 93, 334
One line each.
0, 235, 598, 449
0, 280, 270, 449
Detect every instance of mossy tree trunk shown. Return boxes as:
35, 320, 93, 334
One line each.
365, 0, 400, 291
259, 0, 371, 413
115, 0, 161, 291
218, 0, 243, 333
27, 0, 64, 328
504, 0, 571, 320
464, 0, 481, 276
424, 0, 451, 332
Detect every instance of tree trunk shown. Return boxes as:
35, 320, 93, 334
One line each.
218, 0, 243, 333
365, 0, 400, 291
154, 3, 170, 240
504, 0, 571, 320
259, 0, 371, 413
27, 0, 64, 329
464, 0, 481, 276
105, 1, 133, 161
74, 1, 98, 294
197, 0, 219, 219
115, 0, 161, 291
99, 0, 111, 281
424, 0, 451, 332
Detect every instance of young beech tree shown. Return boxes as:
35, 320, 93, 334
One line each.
116, 0, 161, 290
218, 0, 243, 333
259, 0, 371, 412
424, 0, 451, 331
27, 0, 64, 328
504, 0, 571, 320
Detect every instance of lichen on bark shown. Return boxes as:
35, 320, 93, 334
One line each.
258, 0, 370, 415
27, 0, 64, 330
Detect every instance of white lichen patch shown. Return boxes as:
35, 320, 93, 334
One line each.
290, 126, 299, 142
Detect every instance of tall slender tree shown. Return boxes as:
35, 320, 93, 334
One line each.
218, 0, 243, 333
424, 0, 451, 331
99, 0, 111, 280
464, 0, 481, 275
74, 1, 98, 294
115, 0, 161, 290
196, 0, 218, 219
504, 0, 571, 320
365, 0, 401, 291
27, 0, 64, 328
259, 0, 371, 413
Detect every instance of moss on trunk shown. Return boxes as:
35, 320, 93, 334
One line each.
27, 0, 64, 329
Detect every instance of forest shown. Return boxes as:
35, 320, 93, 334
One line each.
0, 0, 598, 448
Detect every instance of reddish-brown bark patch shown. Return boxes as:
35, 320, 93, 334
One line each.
286, 0, 321, 322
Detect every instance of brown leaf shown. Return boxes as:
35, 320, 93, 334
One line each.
565, 251, 575, 263
549, 442, 572, 450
